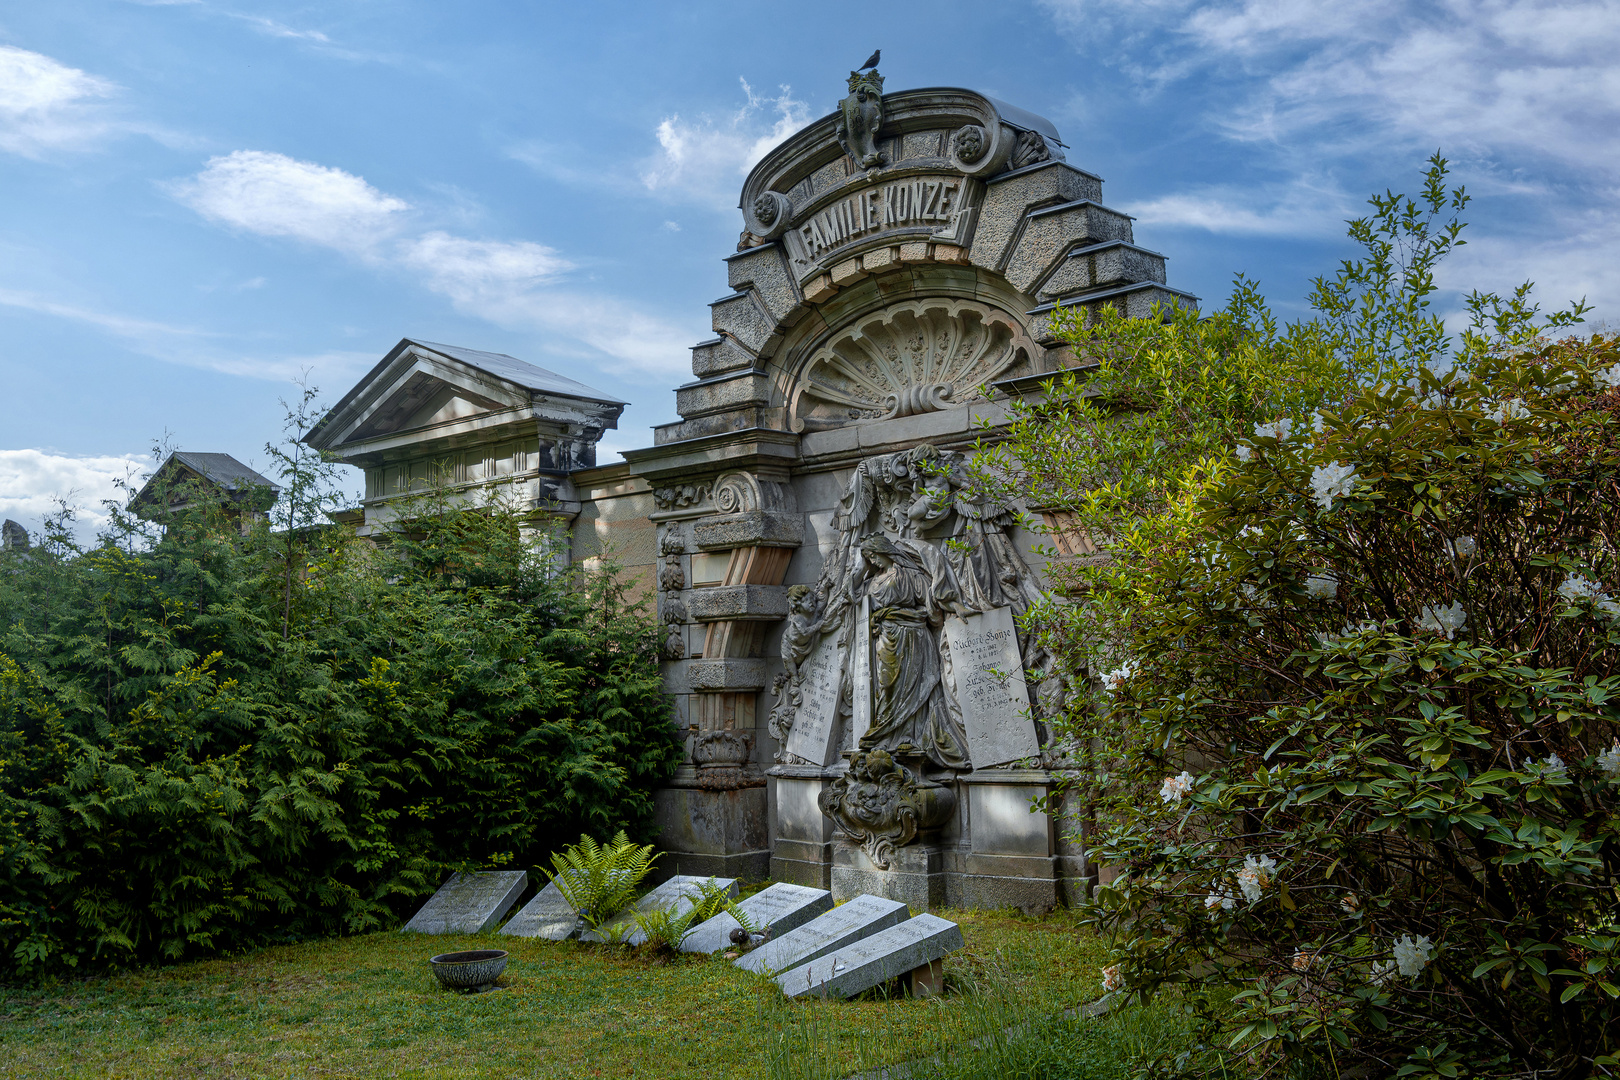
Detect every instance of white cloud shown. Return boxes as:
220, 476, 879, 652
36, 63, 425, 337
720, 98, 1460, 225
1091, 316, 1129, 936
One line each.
0, 286, 202, 340
1129, 177, 1353, 237
0, 449, 147, 543
640, 79, 814, 209
229, 14, 332, 43
0, 45, 120, 157
169, 151, 704, 379
168, 150, 410, 255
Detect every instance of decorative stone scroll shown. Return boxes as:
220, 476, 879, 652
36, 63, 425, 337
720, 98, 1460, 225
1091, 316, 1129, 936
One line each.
789, 300, 1034, 432
818, 750, 957, 869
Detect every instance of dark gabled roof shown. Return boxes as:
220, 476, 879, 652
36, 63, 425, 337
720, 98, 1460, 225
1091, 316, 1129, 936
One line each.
166, 452, 280, 494
131, 451, 280, 517
404, 339, 626, 405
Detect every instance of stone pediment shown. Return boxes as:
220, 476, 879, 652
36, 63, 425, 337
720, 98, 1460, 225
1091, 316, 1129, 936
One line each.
305, 338, 625, 463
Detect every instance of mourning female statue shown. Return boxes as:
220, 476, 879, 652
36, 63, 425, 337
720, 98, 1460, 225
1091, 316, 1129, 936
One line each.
855, 533, 969, 770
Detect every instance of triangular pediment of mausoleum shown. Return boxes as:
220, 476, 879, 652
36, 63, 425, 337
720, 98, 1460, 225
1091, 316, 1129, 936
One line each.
305, 339, 623, 455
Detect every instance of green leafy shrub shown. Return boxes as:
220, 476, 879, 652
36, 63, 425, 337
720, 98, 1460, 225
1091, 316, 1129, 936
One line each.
0, 395, 681, 978
630, 878, 757, 955
544, 831, 658, 930
1078, 337, 1620, 1075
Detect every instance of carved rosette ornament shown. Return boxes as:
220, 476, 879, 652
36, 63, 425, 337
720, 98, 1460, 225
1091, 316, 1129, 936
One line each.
790, 299, 1036, 432
818, 750, 956, 869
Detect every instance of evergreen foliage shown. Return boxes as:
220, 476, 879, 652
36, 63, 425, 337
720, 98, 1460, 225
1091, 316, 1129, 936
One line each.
0, 398, 680, 979
542, 830, 658, 929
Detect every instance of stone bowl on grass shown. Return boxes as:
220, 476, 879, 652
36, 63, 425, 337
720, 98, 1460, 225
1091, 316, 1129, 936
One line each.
428, 949, 509, 992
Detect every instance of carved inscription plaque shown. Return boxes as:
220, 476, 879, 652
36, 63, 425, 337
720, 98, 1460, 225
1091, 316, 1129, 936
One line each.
782, 173, 980, 282
943, 606, 1039, 768
784, 634, 845, 766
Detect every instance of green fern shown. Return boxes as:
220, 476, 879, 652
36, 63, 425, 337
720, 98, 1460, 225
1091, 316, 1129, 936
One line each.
631, 878, 759, 954
542, 831, 657, 929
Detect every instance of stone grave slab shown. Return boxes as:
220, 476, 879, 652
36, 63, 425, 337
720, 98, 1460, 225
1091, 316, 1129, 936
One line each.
580, 874, 738, 945
498, 878, 582, 940
402, 870, 528, 935
944, 606, 1040, 768
774, 912, 964, 999
734, 893, 910, 974
783, 635, 844, 766
680, 882, 834, 954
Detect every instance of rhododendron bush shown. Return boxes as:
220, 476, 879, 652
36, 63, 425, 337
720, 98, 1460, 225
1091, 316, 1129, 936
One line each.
1058, 340, 1620, 1076
976, 159, 1616, 1075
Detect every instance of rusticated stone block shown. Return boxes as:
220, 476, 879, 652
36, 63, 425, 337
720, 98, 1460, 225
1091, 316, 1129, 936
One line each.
693, 510, 804, 549
829, 258, 866, 286
804, 274, 837, 303
687, 659, 771, 691
686, 584, 790, 622
861, 246, 899, 274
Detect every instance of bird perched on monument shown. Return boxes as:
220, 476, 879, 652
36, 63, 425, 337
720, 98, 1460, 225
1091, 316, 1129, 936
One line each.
859, 49, 880, 70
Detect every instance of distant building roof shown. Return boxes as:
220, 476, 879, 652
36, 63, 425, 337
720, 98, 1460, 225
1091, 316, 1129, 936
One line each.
402, 339, 627, 405
132, 451, 280, 518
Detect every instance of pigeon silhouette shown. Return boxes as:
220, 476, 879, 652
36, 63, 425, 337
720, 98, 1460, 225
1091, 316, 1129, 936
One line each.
859, 49, 880, 71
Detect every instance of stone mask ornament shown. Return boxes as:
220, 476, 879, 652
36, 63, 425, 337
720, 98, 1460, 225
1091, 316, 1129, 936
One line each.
817, 749, 956, 869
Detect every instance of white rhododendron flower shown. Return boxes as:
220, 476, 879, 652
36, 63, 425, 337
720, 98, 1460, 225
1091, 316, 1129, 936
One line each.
1558, 574, 1608, 604
1159, 771, 1194, 804
1418, 601, 1467, 640
1101, 664, 1135, 693
1393, 934, 1434, 978
1370, 959, 1397, 986
1596, 741, 1620, 779
1310, 412, 1327, 433
1235, 444, 1253, 463
1492, 397, 1530, 423
1542, 753, 1567, 776
1311, 462, 1360, 512
1305, 575, 1337, 599
1237, 853, 1277, 904
1599, 599, 1620, 621
1254, 419, 1292, 441
1447, 536, 1477, 558
1205, 889, 1236, 916
1101, 964, 1124, 992
1595, 363, 1620, 390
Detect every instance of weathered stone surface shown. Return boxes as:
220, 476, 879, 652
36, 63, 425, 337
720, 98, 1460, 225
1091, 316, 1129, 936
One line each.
781, 633, 843, 765
686, 583, 790, 621
691, 335, 757, 378
734, 893, 911, 974
498, 878, 581, 940
687, 658, 770, 691
832, 840, 948, 910
1003, 201, 1134, 295
829, 258, 866, 286
692, 510, 805, 549
1036, 240, 1167, 301
774, 912, 964, 999
969, 161, 1104, 272
675, 372, 774, 418
804, 274, 837, 303
966, 779, 1052, 857
402, 870, 527, 934
943, 607, 1041, 769
581, 874, 739, 945
710, 292, 775, 355
726, 245, 802, 325
652, 785, 770, 882
680, 881, 834, 953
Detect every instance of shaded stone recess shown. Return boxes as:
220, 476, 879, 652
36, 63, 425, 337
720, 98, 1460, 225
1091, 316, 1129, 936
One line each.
621, 73, 1194, 909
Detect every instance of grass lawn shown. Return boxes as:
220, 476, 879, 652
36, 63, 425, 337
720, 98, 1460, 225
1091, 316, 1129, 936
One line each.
0, 903, 1189, 1080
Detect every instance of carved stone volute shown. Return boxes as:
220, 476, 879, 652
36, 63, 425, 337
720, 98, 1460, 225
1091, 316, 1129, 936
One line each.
818, 750, 956, 869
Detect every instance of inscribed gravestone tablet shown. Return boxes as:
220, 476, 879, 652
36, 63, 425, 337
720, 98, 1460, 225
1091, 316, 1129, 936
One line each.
784, 635, 844, 765
499, 878, 582, 940
734, 893, 910, 974
580, 875, 738, 945
774, 913, 964, 999
680, 882, 833, 953
402, 870, 528, 935
943, 606, 1039, 768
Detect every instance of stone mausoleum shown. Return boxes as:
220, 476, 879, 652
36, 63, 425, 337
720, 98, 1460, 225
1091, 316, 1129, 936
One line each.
310, 71, 1193, 912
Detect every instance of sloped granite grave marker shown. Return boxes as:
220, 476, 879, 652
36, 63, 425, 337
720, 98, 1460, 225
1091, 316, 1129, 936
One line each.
680, 882, 834, 954
734, 893, 909, 974
580, 874, 738, 946
775, 912, 963, 999
499, 878, 582, 940
402, 870, 527, 935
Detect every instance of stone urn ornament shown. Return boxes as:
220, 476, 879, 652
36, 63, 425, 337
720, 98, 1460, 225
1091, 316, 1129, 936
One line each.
818, 749, 955, 868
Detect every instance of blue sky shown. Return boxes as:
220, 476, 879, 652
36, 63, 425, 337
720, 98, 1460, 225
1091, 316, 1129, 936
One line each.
3, 0, 1616, 538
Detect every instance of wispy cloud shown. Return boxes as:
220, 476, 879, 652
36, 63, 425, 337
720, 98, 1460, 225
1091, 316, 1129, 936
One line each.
0, 45, 122, 157
228, 13, 332, 43
639, 79, 814, 210
1129, 177, 1354, 238
0, 448, 147, 542
169, 149, 702, 379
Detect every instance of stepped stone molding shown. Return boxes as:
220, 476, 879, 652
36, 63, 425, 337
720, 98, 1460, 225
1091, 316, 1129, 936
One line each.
789, 299, 1035, 432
